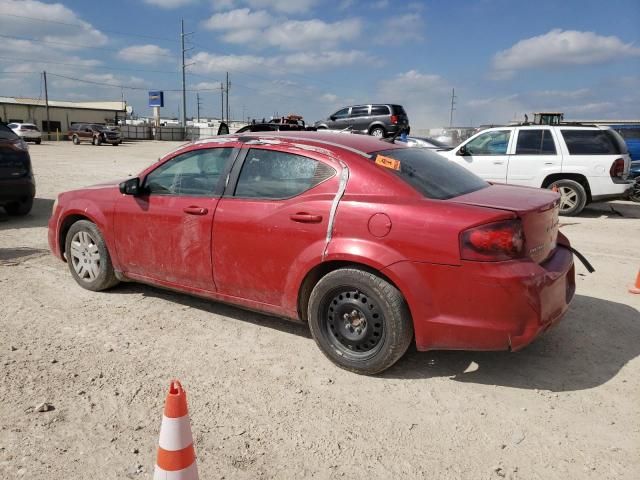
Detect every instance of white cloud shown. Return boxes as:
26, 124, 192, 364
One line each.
263, 18, 362, 50
143, 0, 197, 8
282, 50, 375, 69
117, 44, 174, 64
202, 8, 273, 43
492, 29, 640, 78
0, 0, 107, 48
321, 93, 338, 103
190, 52, 276, 74
244, 0, 316, 13
375, 13, 423, 45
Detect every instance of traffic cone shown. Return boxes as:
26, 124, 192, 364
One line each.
154, 380, 199, 480
630, 270, 640, 294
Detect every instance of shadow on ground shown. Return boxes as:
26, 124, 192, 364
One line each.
106, 282, 639, 391
580, 201, 640, 219
0, 198, 55, 229
385, 294, 640, 391
0, 246, 49, 265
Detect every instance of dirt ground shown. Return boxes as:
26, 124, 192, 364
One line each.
1, 140, 639, 480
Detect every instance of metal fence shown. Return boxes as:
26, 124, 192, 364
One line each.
117, 122, 248, 141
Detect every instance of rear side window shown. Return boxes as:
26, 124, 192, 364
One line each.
350, 106, 369, 117
561, 129, 628, 155
515, 129, 556, 155
235, 149, 335, 199
372, 148, 488, 200
391, 105, 407, 115
371, 105, 390, 116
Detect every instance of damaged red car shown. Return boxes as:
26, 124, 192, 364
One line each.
48, 132, 576, 374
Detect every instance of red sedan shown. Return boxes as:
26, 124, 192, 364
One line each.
48, 132, 575, 374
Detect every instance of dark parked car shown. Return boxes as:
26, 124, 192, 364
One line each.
314, 104, 409, 138
0, 123, 35, 215
68, 123, 122, 146
235, 123, 309, 133
49, 131, 576, 374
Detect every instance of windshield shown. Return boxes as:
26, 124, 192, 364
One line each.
0, 124, 19, 141
372, 148, 488, 200
90, 124, 108, 131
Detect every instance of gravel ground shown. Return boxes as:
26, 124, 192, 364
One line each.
1, 140, 639, 480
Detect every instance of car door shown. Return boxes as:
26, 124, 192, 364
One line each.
114, 146, 238, 291
348, 105, 370, 133
212, 146, 339, 307
327, 107, 350, 130
452, 129, 513, 182
507, 128, 559, 187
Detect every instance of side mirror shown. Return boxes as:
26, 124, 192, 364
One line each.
119, 177, 141, 195
457, 145, 469, 156
329, 115, 336, 121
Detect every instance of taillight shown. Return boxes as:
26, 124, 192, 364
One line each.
460, 219, 525, 262
390, 115, 398, 124
609, 158, 625, 178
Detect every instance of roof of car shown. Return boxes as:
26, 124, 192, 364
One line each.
195, 131, 405, 156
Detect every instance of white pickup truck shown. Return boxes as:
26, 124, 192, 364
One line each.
437, 125, 633, 215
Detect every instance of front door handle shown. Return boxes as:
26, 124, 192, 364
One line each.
290, 212, 323, 223
493, 161, 504, 165
183, 206, 208, 215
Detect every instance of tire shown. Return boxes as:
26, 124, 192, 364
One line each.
630, 181, 640, 203
64, 220, 119, 291
72, 135, 80, 145
93, 136, 102, 146
548, 179, 587, 216
35, 139, 41, 145
369, 126, 385, 138
5, 197, 33, 216
112, 142, 119, 146
308, 268, 413, 375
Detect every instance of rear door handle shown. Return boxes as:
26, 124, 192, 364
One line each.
183, 206, 208, 215
290, 213, 323, 223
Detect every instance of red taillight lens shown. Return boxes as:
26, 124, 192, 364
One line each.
460, 219, 525, 261
609, 158, 625, 178
390, 115, 398, 124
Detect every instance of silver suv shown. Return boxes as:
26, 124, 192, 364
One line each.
314, 104, 409, 137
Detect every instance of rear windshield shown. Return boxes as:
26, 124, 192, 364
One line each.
391, 105, 407, 116
22, 125, 39, 131
372, 148, 488, 200
561, 129, 628, 155
0, 124, 19, 140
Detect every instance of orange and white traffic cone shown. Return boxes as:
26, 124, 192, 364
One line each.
630, 269, 640, 294
154, 380, 199, 480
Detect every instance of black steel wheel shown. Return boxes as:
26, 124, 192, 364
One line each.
308, 268, 413, 375
5, 197, 33, 216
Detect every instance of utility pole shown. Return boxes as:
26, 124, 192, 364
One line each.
196, 93, 201, 123
221, 83, 225, 123
225, 72, 230, 124
449, 87, 456, 127
180, 19, 194, 127
43, 71, 50, 141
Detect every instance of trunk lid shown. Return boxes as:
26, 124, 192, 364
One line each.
451, 184, 560, 263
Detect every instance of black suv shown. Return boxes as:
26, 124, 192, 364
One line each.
314, 104, 409, 137
0, 123, 35, 216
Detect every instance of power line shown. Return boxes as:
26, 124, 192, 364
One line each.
0, 56, 179, 74
45, 72, 225, 92
0, 33, 178, 58
1, 13, 176, 43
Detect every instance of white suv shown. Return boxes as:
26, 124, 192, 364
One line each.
438, 125, 633, 215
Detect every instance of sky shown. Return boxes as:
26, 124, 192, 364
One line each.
0, 0, 639, 128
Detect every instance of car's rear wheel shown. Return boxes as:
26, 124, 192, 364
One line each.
35, 139, 41, 145
369, 126, 385, 137
65, 220, 119, 291
4, 197, 33, 216
549, 179, 587, 216
72, 135, 80, 145
308, 268, 413, 375
93, 136, 102, 146
630, 182, 640, 203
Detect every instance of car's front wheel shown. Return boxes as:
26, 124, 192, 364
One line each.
65, 220, 119, 291
72, 135, 80, 145
35, 139, 41, 145
308, 268, 413, 375
549, 179, 587, 216
4, 197, 33, 216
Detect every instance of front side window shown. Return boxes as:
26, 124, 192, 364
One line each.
350, 106, 369, 118
235, 149, 335, 199
144, 148, 235, 196
515, 129, 556, 155
562, 129, 628, 155
464, 130, 511, 155
332, 108, 349, 120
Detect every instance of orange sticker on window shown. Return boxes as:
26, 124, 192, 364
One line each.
375, 154, 401, 171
